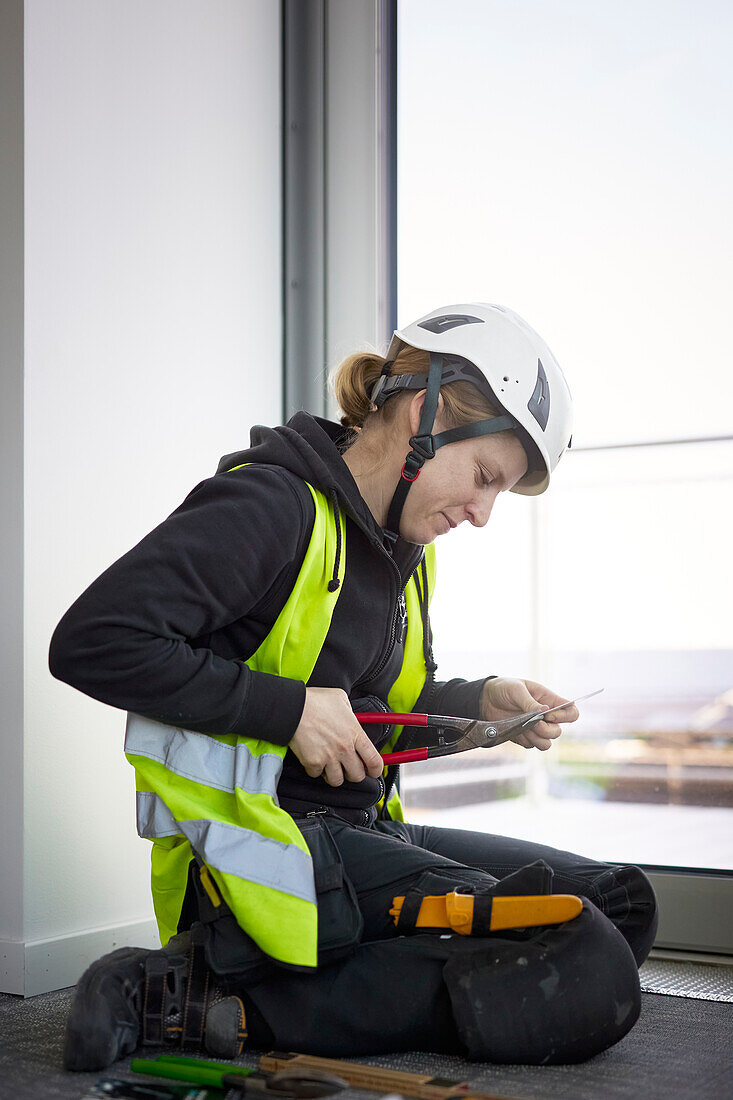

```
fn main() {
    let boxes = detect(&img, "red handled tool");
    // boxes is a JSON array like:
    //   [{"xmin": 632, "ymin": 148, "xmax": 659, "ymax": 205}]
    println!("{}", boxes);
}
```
[{"xmin": 355, "ymin": 689, "xmax": 603, "ymax": 764}]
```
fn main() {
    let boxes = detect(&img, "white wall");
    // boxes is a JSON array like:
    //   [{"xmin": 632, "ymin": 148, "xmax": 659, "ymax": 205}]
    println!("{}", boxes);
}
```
[{"xmin": 2, "ymin": 0, "xmax": 282, "ymax": 996}]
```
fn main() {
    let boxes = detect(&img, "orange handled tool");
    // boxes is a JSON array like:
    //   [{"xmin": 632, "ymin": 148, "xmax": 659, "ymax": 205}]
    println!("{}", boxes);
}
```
[{"xmin": 390, "ymin": 890, "xmax": 583, "ymax": 934}]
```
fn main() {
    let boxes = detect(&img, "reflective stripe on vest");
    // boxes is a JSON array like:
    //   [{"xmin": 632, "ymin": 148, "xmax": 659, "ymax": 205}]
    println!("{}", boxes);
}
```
[
  {"xmin": 135, "ymin": 790, "xmax": 316, "ymax": 896},
  {"xmin": 125, "ymin": 469, "xmax": 434, "ymax": 964}
]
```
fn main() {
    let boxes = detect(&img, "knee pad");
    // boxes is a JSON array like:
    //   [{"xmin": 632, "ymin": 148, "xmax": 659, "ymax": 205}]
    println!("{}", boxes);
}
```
[
  {"xmin": 589, "ymin": 864, "xmax": 659, "ymax": 966},
  {"xmin": 442, "ymin": 900, "xmax": 641, "ymax": 1064}
]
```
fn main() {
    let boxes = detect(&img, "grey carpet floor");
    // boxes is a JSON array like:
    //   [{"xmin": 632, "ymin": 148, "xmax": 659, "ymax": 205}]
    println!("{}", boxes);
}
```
[{"xmin": 1, "ymin": 987, "xmax": 732, "ymax": 1100}]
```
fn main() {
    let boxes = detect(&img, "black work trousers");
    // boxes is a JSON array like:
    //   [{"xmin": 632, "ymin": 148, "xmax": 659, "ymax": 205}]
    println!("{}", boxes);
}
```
[{"xmin": 232, "ymin": 812, "xmax": 658, "ymax": 1065}]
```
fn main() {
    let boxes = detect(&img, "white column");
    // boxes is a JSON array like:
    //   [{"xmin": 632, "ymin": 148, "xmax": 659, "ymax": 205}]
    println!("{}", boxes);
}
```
[{"xmin": 2, "ymin": 0, "xmax": 282, "ymax": 996}]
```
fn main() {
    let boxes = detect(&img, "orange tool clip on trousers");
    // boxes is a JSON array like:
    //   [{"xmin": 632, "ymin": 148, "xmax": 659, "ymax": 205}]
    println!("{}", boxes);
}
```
[{"xmin": 390, "ymin": 891, "xmax": 583, "ymax": 934}]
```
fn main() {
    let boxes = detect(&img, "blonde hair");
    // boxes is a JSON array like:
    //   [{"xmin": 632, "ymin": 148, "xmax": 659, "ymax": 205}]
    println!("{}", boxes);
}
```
[{"xmin": 330, "ymin": 340, "xmax": 504, "ymax": 431}]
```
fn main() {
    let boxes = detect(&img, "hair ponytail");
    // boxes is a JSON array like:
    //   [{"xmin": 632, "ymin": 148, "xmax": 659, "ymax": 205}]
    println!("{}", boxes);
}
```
[{"xmin": 330, "ymin": 346, "xmax": 386, "ymax": 429}]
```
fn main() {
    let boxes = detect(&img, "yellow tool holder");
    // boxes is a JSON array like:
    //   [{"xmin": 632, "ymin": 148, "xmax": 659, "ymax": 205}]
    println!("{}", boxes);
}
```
[{"xmin": 390, "ymin": 890, "xmax": 583, "ymax": 933}]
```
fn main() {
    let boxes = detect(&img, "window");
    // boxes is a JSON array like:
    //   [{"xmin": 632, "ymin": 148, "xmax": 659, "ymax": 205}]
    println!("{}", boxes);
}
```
[{"xmin": 397, "ymin": 1, "xmax": 733, "ymax": 917}]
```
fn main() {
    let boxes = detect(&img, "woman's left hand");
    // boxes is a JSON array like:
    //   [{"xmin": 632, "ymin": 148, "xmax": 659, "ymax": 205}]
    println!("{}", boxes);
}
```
[{"xmin": 480, "ymin": 677, "xmax": 580, "ymax": 751}]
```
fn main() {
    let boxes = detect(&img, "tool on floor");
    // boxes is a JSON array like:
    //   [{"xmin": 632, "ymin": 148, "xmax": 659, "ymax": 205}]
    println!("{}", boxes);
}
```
[
  {"xmin": 259, "ymin": 1053, "xmax": 511, "ymax": 1100},
  {"xmin": 130, "ymin": 1057, "xmax": 347, "ymax": 1098},
  {"xmin": 390, "ymin": 890, "xmax": 583, "ymax": 933},
  {"xmin": 356, "ymin": 688, "xmax": 604, "ymax": 764},
  {"xmin": 159, "ymin": 1058, "xmax": 347, "ymax": 1098},
  {"xmin": 84, "ymin": 1079, "xmax": 220, "ymax": 1099}
]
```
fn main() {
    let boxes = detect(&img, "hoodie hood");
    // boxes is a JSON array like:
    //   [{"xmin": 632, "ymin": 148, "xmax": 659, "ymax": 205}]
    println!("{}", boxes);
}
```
[{"xmin": 217, "ymin": 412, "xmax": 386, "ymax": 545}]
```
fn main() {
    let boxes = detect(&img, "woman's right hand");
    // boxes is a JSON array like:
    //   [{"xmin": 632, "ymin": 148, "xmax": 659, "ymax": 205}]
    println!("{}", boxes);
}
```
[{"xmin": 289, "ymin": 687, "xmax": 385, "ymax": 787}]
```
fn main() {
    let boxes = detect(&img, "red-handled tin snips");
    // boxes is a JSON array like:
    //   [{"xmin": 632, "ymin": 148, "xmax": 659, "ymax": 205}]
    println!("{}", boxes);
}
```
[{"xmin": 355, "ymin": 689, "xmax": 603, "ymax": 764}]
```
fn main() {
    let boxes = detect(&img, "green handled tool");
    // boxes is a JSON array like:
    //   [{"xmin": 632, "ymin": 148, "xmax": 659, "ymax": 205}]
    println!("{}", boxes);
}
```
[
  {"xmin": 131, "ymin": 1061, "xmax": 252, "ymax": 1093},
  {"xmin": 155, "ymin": 1056, "xmax": 255, "ymax": 1075},
  {"xmin": 131, "ymin": 1058, "xmax": 348, "ymax": 1098}
]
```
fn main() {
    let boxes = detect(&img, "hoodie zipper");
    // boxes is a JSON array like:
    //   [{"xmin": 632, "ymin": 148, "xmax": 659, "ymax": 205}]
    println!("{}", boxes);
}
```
[
  {"xmin": 360, "ymin": 545, "xmax": 418, "ymax": 687},
  {"xmin": 323, "ymin": 479, "xmax": 422, "ymax": 691}
]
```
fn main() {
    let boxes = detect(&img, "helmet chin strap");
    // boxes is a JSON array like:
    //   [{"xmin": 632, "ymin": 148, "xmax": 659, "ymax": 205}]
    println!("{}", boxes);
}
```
[{"xmin": 382, "ymin": 351, "xmax": 517, "ymax": 545}]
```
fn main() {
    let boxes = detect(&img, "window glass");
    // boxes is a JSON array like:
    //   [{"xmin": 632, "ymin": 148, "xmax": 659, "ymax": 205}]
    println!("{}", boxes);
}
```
[
  {"xmin": 429, "ymin": 491, "xmax": 532, "ymax": 682},
  {"xmin": 405, "ymin": 444, "xmax": 733, "ymax": 871},
  {"xmin": 397, "ymin": 2, "xmax": 733, "ymax": 871},
  {"xmin": 397, "ymin": 0, "xmax": 733, "ymax": 447}
]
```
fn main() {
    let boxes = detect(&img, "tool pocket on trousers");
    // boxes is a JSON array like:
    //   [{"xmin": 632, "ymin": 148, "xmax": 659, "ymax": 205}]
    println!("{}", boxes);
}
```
[
  {"xmin": 298, "ymin": 815, "xmax": 364, "ymax": 966},
  {"xmin": 182, "ymin": 818, "xmax": 363, "ymax": 984},
  {"xmin": 182, "ymin": 858, "xmax": 276, "ymax": 986}
]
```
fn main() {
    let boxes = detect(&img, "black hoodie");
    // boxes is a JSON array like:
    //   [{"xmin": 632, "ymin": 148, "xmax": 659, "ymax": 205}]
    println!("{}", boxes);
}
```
[{"xmin": 49, "ymin": 413, "xmax": 491, "ymax": 816}]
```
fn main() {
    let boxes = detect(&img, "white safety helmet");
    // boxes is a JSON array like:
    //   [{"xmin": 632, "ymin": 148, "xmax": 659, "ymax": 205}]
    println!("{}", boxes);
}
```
[{"xmin": 371, "ymin": 303, "xmax": 573, "ymax": 541}]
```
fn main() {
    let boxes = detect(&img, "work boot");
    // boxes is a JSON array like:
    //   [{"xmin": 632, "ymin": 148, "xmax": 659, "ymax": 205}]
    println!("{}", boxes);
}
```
[{"xmin": 63, "ymin": 922, "xmax": 248, "ymax": 1071}]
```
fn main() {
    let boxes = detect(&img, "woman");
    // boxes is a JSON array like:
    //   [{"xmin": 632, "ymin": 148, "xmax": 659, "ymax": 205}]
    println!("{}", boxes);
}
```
[{"xmin": 51, "ymin": 303, "xmax": 657, "ymax": 1071}]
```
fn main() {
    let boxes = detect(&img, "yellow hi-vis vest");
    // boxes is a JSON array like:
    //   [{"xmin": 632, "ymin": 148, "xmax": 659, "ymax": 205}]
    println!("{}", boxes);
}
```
[{"xmin": 124, "ymin": 473, "xmax": 436, "ymax": 967}]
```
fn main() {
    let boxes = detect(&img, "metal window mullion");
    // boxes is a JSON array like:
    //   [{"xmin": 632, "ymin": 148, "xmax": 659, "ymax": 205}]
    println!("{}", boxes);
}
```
[
  {"xmin": 282, "ymin": 0, "xmax": 327, "ymax": 421},
  {"xmin": 283, "ymin": 1, "xmax": 397, "ymax": 424},
  {"xmin": 376, "ymin": 0, "xmax": 397, "ymax": 356}
]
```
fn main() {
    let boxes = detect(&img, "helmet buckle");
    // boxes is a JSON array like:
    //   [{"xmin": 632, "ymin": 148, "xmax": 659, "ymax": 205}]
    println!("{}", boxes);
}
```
[{"xmin": 408, "ymin": 434, "xmax": 435, "ymax": 462}]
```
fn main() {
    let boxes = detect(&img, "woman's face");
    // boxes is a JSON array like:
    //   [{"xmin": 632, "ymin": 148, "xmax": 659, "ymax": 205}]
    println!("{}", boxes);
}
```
[{"xmin": 398, "ymin": 429, "xmax": 529, "ymax": 545}]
